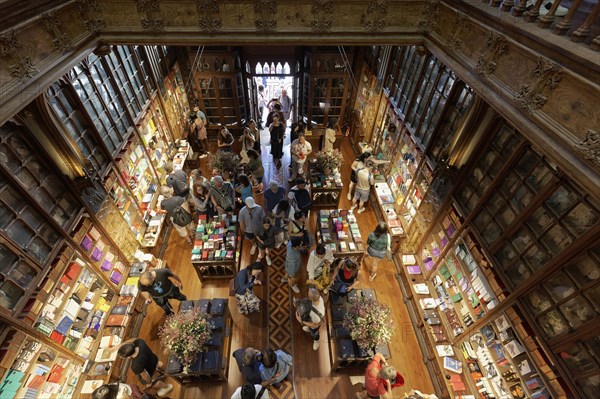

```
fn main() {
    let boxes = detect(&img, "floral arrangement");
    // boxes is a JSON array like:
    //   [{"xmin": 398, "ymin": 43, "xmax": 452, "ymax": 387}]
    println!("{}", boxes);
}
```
[
  {"xmin": 158, "ymin": 307, "xmax": 213, "ymax": 368},
  {"xmin": 315, "ymin": 149, "xmax": 343, "ymax": 174},
  {"xmin": 209, "ymin": 150, "xmax": 240, "ymax": 176},
  {"xmin": 343, "ymin": 296, "xmax": 395, "ymax": 351}
]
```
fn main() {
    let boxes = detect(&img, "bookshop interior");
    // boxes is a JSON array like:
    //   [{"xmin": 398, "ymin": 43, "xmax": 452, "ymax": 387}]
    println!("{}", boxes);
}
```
[{"xmin": 0, "ymin": 1, "xmax": 598, "ymax": 399}]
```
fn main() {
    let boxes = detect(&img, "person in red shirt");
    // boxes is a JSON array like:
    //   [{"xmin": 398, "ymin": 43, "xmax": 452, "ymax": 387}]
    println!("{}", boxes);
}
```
[{"xmin": 356, "ymin": 353, "xmax": 396, "ymax": 399}]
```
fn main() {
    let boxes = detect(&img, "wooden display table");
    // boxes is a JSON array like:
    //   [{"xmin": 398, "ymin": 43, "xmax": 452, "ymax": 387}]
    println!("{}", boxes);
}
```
[
  {"xmin": 315, "ymin": 210, "xmax": 364, "ymax": 263},
  {"xmin": 165, "ymin": 298, "xmax": 232, "ymax": 383},
  {"xmin": 326, "ymin": 289, "xmax": 391, "ymax": 371},
  {"xmin": 191, "ymin": 215, "xmax": 240, "ymax": 281},
  {"xmin": 308, "ymin": 160, "xmax": 343, "ymax": 209}
]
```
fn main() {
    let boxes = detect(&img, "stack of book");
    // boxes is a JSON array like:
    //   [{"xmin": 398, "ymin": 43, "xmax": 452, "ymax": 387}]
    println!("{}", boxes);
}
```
[
  {"xmin": 318, "ymin": 210, "xmax": 363, "ymax": 254},
  {"xmin": 192, "ymin": 215, "xmax": 237, "ymax": 262}
]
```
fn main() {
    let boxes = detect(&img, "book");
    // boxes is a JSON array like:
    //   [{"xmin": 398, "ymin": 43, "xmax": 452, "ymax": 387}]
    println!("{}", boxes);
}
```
[
  {"xmin": 401, "ymin": 254, "xmax": 417, "ymax": 265},
  {"xmin": 407, "ymin": 265, "xmax": 422, "ymax": 274},
  {"xmin": 504, "ymin": 340, "xmax": 525, "ymax": 358},
  {"xmin": 413, "ymin": 283, "xmax": 429, "ymax": 294},
  {"xmin": 443, "ymin": 357, "xmax": 463, "ymax": 373},
  {"xmin": 436, "ymin": 344, "xmax": 454, "ymax": 357},
  {"xmin": 420, "ymin": 298, "xmax": 437, "ymax": 309},
  {"xmin": 509, "ymin": 383, "xmax": 526, "ymax": 399}
]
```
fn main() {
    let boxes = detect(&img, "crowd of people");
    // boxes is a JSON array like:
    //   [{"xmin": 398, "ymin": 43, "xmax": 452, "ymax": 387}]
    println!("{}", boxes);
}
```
[{"xmin": 89, "ymin": 88, "xmax": 437, "ymax": 399}]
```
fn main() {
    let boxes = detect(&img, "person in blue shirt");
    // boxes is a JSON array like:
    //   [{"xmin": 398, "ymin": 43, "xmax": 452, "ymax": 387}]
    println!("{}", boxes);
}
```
[
  {"xmin": 264, "ymin": 181, "xmax": 286, "ymax": 213},
  {"xmin": 234, "ymin": 262, "xmax": 263, "ymax": 315},
  {"xmin": 283, "ymin": 237, "xmax": 303, "ymax": 294},
  {"xmin": 259, "ymin": 348, "xmax": 293, "ymax": 388},
  {"xmin": 236, "ymin": 174, "xmax": 254, "ymax": 206}
]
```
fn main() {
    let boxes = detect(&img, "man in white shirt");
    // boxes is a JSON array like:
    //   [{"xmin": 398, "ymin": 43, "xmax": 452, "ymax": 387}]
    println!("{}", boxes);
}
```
[
  {"xmin": 231, "ymin": 383, "xmax": 270, "ymax": 399},
  {"xmin": 307, "ymin": 244, "xmax": 334, "ymax": 282},
  {"xmin": 295, "ymin": 286, "xmax": 325, "ymax": 351},
  {"xmin": 288, "ymin": 134, "xmax": 312, "ymax": 182},
  {"xmin": 351, "ymin": 162, "xmax": 374, "ymax": 214}
]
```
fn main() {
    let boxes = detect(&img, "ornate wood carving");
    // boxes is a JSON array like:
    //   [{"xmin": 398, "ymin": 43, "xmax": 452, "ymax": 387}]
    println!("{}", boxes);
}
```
[
  {"xmin": 514, "ymin": 57, "xmax": 563, "ymax": 113},
  {"xmin": 445, "ymin": 11, "xmax": 469, "ymax": 51},
  {"xmin": 196, "ymin": 0, "xmax": 222, "ymax": 31},
  {"xmin": 310, "ymin": 0, "xmax": 333, "ymax": 33},
  {"xmin": 41, "ymin": 12, "xmax": 72, "ymax": 54},
  {"xmin": 362, "ymin": 0, "xmax": 389, "ymax": 32},
  {"xmin": 78, "ymin": 0, "xmax": 106, "ymax": 33},
  {"xmin": 0, "ymin": 31, "xmax": 38, "ymax": 82},
  {"xmin": 135, "ymin": 0, "xmax": 164, "ymax": 32},
  {"xmin": 418, "ymin": 0, "xmax": 440, "ymax": 33},
  {"xmin": 573, "ymin": 130, "xmax": 600, "ymax": 169},
  {"xmin": 255, "ymin": 0, "xmax": 277, "ymax": 32},
  {"xmin": 476, "ymin": 32, "xmax": 507, "ymax": 75}
]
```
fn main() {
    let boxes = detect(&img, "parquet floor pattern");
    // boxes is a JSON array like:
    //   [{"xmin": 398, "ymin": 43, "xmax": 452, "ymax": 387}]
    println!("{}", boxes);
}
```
[{"xmin": 265, "ymin": 245, "xmax": 296, "ymax": 399}]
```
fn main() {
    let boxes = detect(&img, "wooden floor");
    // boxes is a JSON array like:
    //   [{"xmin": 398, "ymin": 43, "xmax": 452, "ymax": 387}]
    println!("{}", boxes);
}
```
[{"xmin": 128, "ymin": 128, "xmax": 435, "ymax": 398}]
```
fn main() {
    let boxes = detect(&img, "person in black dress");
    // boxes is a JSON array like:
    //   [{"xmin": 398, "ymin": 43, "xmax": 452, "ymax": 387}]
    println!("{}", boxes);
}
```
[{"xmin": 269, "ymin": 114, "xmax": 285, "ymax": 169}]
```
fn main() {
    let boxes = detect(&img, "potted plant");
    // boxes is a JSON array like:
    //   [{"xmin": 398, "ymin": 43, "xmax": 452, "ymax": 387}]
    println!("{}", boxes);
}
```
[
  {"xmin": 315, "ymin": 149, "xmax": 343, "ymax": 175},
  {"xmin": 209, "ymin": 151, "xmax": 240, "ymax": 180},
  {"xmin": 343, "ymin": 296, "xmax": 395, "ymax": 352},
  {"xmin": 158, "ymin": 307, "xmax": 213, "ymax": 371}
]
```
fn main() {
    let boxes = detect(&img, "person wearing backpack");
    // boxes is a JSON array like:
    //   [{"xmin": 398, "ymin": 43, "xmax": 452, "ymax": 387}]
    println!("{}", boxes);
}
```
[
  {"xmin": 159, "ymin": 185, "xmax": 195, "ymax": 246},
  {"xmin": 164, "ymin": 161, "xmax": 189, "ymax": 197},
  {"xmin": 295, "ymin": 286, "xmax": 325, "ymax": 350}
]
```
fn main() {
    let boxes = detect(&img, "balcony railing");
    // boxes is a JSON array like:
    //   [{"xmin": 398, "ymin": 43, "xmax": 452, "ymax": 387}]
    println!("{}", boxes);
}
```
[{"xmin": 465, "ymin": 0, "xmax": 600, "ymax": 50}]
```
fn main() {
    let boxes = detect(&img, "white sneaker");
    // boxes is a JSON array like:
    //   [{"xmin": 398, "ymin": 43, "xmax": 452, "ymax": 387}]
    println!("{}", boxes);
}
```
[
  {"xmin": 313, "ymin": 340, "xmax": 320, "ymax": 350},
  {"xmin": 541, "ymin": 0, "xmax": 568, "ymax": 17},
  {"xmin": 250, "ymin": 244, "xmax": 257, "ymax": 255},
  {"xmin": 302, "ymin": 326, "xmax": 310, "ymax": 332},
  {"xmin": 266, "ymin": 256, "xmax": 272, "ymax": 265},
  {"xmin": 280, "ymin": 276, "xmax": 288, "ymax": 283},
  {"xmin": 291, "ymin": 285, "xmax": 300, "ymax": 294},
  {"xmin": 347, "ymin": 193, "xmax": 352, "ymax": 200},
  {"xmin": 357, "ymin": 207, "xmax": 366, "ymax": 214},
  {"xmin": 199, "ymin": 153, "xmax": 208, "ymax": 159},
  {"xmin": 350, "ymin": 204, "xmax": 357, "ymax": 210},
  {"xmin": 157, "ymin": 384, "xmax": 173, "ymax": 397}
]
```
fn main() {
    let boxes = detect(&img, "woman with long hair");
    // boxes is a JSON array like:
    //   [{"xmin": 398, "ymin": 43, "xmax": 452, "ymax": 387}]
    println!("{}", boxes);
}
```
[{"xmin": 365, "ymin": 222, "xmax": 391, "ymax": 281}]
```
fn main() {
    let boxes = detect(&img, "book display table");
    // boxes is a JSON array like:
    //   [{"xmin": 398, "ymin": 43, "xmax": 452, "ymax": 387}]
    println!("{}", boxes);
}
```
[
  {"xmin": 326, "ymin": 289, "xmax": 391, "ymax": 371},
  {"xmin": 308, "ymin": 160, "xmax": 343, "ymax": 209},
  {"xmin": 315, "ymin": 210, "xmax": 364, "ymax": 263},
  {"xmin": 191, "ymin": 215, "xmax": 240, "ymax": 281},
  {"xmin": 165, "ymin": 298, "xmax": 232, "ymax": 383}
]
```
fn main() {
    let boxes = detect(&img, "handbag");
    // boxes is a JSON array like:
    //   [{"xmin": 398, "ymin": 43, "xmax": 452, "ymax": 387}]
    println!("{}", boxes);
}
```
[
  {"xmin": 228, "ymin": 278, "xmax": 236, "ymax": 296},
  {"xmin": 386, "ymin": 233, "xmax": 393, "ymax": 261}
]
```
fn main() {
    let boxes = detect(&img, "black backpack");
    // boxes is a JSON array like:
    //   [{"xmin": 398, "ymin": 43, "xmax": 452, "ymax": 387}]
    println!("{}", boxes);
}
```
[{"xmin": 172, "ymin": 205, "xmax": 193, "ymax": 227}]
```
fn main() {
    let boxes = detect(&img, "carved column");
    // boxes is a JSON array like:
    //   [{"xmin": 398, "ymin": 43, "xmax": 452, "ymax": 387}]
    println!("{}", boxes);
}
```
[
  {"xmin": 514, "ymin": 57, "xmax": 562, "ymax": 113},
  {"xmin": 78, "ymin": 0, "xmax": 107, "ymax": 34},
  {"xmin": 362, "ymin": 0, "xmax": 390, "ymax": 32},
  {"xmin": 196, "ymin": 0, "xmax": 222, "ymax": 31},
  {"xmin": 311, "ymin": 0, "xmax": 333, "ymax": 33},
  {"xmin": 255, "ymin": 0, "xmax": 277, "ymax": 32},
  {"xmin": 135, "ymin": 0, "xmax": 164, "ymax": 32},
  {"xmin": 476, "ymin": 32, "xmax": 507, "ymax": 76},
  {"xmin": 41, "ymin": 12, "xmax": 72, "ymax": 54},
  {"xmin": 0, "ymin": 31, "xmax": 38, "ymax": 82},
  {"xmin": 445, "ymin": 11, "xmax": 469, "ymax": 51}
]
